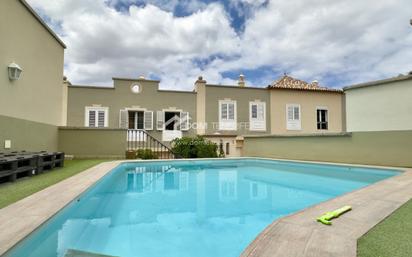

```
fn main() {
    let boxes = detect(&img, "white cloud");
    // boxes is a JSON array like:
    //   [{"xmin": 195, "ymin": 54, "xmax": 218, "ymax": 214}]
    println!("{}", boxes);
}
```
[
  {"xmin": 28, "ymin": 0, "xmax": 412, "ymax": 89},
  {"xmin": 28, "ymin": 0, "xmax": 239, "ymax": 89},
  {"xmin": 233, "ymin": 0, "xmax": 412, "ymax": 86}
]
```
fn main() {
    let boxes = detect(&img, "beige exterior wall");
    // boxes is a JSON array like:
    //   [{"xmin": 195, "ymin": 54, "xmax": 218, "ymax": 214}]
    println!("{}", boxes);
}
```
[
  {"xmin": 345, "ymin": 78, "xmax": 412, "ymax": 132},
  {"xmin": 66, "ymin": 79, "xmax": 345, "ymax": 154},
  {"xmin": 0, "ymin": 0, "xmax": 66, "ymax": 126},
  {"xmin": 270, "ymin": 89, "xmax": 344, "ymax": 134},
  {"xmin": 66, "ymin": 78, "xmax": 197, "ymax": 141},
  {"xmin": 0, "ymin": 115, "xmax": 58, "ymax": 152},
  {"xmin": 243, "ymin": 131, "xmax": 412, "ymax": 167},
  {"xmin": 204, "ymin": 85, "xmax": 271, "ymax": 135},
  {"xmin": 58, "ymin": 128, "xmax": 126, "ymax": 158}
]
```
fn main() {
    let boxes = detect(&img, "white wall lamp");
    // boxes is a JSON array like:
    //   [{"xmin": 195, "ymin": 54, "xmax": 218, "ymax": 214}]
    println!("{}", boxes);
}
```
[{"xmin": 8, "ymin": 62, "xmax": 23, "ymax": 81}]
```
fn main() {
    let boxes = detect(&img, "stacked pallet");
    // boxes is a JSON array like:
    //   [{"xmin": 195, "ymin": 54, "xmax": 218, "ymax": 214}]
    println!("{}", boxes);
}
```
[{"xmin": 0, "ymin": 151, "xmax": 65, "ymax": 182}]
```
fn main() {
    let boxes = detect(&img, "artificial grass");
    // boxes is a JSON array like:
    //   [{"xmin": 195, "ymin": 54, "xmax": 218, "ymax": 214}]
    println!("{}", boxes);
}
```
[
  {"xmin": 0, "ymin": 159, "xmax": 108, "ymax": 209},
  {"xmin": 358, "ymin": 199, "xmax": 412, "ymax": 257}
]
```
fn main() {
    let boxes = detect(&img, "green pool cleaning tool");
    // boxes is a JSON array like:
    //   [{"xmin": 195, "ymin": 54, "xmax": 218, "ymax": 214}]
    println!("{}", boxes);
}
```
[{"xmin": 317, "ymin": 205, "xmax": 352, "ymax": 225}]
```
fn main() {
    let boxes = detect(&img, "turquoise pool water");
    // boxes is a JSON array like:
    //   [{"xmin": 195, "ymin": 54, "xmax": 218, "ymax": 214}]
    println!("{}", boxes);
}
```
[{"xmin": 4, "ymin": 159, "xmax": 399, "ymax": 257}]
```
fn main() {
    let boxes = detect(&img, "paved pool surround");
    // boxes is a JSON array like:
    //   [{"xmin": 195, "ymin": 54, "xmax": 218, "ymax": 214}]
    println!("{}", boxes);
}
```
[{"xmin": 0, "ymin": 158, "xmax": 411, "ymax": 257}]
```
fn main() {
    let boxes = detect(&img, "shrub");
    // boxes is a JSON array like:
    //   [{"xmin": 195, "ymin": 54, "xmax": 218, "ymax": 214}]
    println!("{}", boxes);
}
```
[
  {"xmin": 171, "ymin": 136, "xmax": 218, "ymax": 158},
  {"xmin": 136, "ymin": 149, "xmax": 158, "ymax": 159}
]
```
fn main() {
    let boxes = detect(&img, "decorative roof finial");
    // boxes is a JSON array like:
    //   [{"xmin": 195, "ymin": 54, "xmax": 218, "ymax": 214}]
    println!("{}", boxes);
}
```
[{"xmin": 238, "ymin": 74, "xmax": 246, "ymax": 87}]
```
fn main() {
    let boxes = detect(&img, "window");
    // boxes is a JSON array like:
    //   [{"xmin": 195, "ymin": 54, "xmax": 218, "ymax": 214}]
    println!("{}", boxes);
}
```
[
  {"xmin": 165, "ymin": 111, "xmax": 181, "ymax": 131},
  {"xmin": 286, "ymin": 104, "xmax": 301, "ymax": 130},
  {"xmin": 85, "ymin": 107, "xmax": 108, "ymax": 127},
  {"xmin": 249, "ymin": 101, "xmax": 266, "ymax": 131},
  {"xmin": 128, "ymin": 111, "xmax": 144, "ymax": 129},
  {"xmin": 219, "ymin": 100, "xmax": 237, "ymax": 130},
  {"xmin": 317, "ymin": 108, "xmax": 328, "ymax": 130},
  {"xmin": 221, "ymin": 102, "xmax": 235, "ymax": 120},
  {"xmin": 226, "ymin": 142, "xmax": 230, "ymax": 155},
  {"xmin": 119, "ymin": 109, "xmax": 153, "ymax": 130},
  {"xmin": 156, "ymin": 111, "xmax": 189, "ymax": 131}
]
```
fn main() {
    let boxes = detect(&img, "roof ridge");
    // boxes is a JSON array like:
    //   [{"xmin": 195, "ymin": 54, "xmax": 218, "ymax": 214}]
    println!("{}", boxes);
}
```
[{"xmin": 268, "ymin": 75, "xmax": 342, "ymax": 92}]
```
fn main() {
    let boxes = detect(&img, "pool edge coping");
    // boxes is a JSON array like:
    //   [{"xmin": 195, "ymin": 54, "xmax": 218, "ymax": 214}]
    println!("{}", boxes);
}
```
[
  {"xmin": 0, "ymin": 161, "xmax": 124, "ymax": 256},
  {"xmin": 0, "ymin": 158, "xmax": 410, "ymax": 257},
  {"xmin": 239, "ymin": 160, "xmax": 412, "ymax": 257}
]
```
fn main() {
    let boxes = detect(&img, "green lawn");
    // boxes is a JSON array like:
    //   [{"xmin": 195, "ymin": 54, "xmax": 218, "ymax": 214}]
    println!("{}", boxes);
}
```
[
  {"xmin": 358, "ymin": 199, "xmax": 412, "ymax": 257},
  {"xmin": 0, "ymin": 159, "xmax": 108, "ymax": 209}
]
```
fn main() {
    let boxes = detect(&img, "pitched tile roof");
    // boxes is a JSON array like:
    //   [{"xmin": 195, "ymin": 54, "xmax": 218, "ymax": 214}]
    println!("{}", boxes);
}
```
[{"xmin": 268, "ymin": 75, "xmax": 342, "ymax": 92}]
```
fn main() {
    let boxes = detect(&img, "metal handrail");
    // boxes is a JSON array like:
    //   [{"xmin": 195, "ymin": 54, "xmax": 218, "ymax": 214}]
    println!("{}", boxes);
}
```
[{"xmin": 127, "ymin": 129, "xmax": 179, "ymax": 159}]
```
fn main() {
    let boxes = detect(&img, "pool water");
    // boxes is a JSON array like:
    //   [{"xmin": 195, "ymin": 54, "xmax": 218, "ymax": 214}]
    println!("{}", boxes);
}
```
[{"xmin": 4, "ymin": 159, "xmax": 399, "ymax": 257}]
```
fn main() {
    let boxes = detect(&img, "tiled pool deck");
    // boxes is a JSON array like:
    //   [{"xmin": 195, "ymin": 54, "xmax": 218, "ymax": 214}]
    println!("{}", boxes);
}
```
[{"xmin": 0, "ymin": 159, "xmax": 411, "ymax": 257}]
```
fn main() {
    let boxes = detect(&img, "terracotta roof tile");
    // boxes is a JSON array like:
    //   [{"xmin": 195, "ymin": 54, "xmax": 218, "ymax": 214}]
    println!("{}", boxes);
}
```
[{"xmin": 268, "ymin": 75, "xmax": 342, "ymax": 92}]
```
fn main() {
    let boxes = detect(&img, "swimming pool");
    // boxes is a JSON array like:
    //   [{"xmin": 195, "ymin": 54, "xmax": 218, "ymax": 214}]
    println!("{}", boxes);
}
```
[{"xmin": 3, "ymin": 158, "xmax": 400, "ymax": 257}]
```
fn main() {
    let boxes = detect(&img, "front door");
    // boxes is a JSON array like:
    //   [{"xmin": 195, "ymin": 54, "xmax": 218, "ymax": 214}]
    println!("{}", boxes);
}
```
[{"xmin": 162, "ymin": 111, "xmax": 182, "ymax": 141}]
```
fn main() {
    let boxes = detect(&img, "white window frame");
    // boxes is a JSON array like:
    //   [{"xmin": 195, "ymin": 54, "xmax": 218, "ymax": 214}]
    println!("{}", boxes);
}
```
[
  {"xmin": 316, "ymin": 106, "xmax": 329, "ymax": 131},
  {"xmin": 120, "ymin": 107, "xmax": 153, "ymax": 130},
  {"xmin": 286, "ymin": 104, "xmax": 301, "ymax": 131},
  {"xmin": 219, "ymin": 100, "xmax": 237, "ymax": 131},
  {"xmin": 131, "ymin": 111, "xmax": 145, "ymax": 130},
  {"xmin": 85, "ymin": 106, "xmax": 108, "ymax": 128},
  {"xmin": 249, "ymin": 101, "xmax": 266, "ymax": 131}
]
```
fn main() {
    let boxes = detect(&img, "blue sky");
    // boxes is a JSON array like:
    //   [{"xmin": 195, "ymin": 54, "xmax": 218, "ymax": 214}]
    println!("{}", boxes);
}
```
[
  {"xmin": 28, "ymin": 0, "xmax": 412, "ymax": 90},
  {"xmin": 110, "ymin": 0, "xmax": 268, "ymax": 32}
]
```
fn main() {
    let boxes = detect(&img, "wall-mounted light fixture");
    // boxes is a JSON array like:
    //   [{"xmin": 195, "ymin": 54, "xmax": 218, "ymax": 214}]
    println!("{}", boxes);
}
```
[{"xmin": 8, "ymin": 62, "xmax": 23, "ymax": 81}]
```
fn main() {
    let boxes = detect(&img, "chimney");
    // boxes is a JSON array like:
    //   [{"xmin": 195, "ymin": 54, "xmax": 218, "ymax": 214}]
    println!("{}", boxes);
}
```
[
  {"xmin": 194, "ymin": 76, "xmax": 206, "ymax": 92},
  {"xmin": 238, "ymin": 74, "xmax": 245, "ymax": 87}
]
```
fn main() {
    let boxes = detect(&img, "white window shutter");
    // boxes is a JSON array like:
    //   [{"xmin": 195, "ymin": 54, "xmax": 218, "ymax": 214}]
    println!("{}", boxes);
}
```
[
  {"xmin": 144, "ymin": 111, "xmax": 153, "ymax": 130},
  {"xmin": 119, "ymin": 109, "xmax": 128, "ymax": 129},
  {"xmin": 180, "ymin": 112, "xmax": 189, "ymax": 131},
  {"xmin": 157, "ymin": 111, "xmax": 164, "ymax": 130}
]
